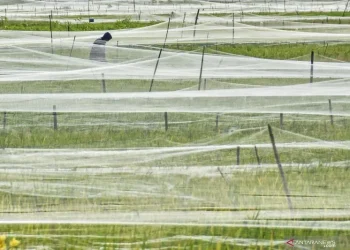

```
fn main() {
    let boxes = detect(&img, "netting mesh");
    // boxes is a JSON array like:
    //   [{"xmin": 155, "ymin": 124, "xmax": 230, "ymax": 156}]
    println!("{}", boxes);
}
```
[{"xmin": 0, "ymin": 0, "xmax": 349, "ymax": 240}]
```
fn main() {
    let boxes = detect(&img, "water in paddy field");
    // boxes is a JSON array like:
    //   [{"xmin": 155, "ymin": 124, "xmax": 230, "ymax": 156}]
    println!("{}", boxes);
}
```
[{"xmin": 0, "ymin": 0, "xmax": 350, "ymax": 249}]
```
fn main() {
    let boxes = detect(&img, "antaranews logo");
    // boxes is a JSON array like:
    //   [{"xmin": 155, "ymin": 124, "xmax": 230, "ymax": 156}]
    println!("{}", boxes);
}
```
[
  {"xmin": 285, "ymin": 238, "xmax": 337, "ymax": 248},
  {"xmin": 286, "ymin": 238, "xmax": 294, "ymax": 247}
]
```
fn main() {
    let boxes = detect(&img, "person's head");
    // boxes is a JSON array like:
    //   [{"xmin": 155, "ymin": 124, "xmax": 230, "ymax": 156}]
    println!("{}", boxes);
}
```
[{"xmin": 101, "ymin": 32, "xmax": 112, "ymax": 41}]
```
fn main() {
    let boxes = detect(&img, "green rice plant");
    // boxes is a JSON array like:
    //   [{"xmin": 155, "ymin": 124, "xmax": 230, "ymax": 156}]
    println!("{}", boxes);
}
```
[{"xmin": 0, "ymin": 19, "xmax": 160, "ymax": 31}]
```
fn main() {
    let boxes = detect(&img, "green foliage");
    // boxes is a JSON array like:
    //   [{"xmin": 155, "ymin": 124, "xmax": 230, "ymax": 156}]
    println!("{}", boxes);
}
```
[
  {"xmin": 257, "ymin": 11, "xmax": 350, "ymax": 17},
  {"xmin": 0, "ymin": 219, "xmax": 348, "ymax": 249},
  {"xmin": 1, "ymin": 111, "xmax": 350, "ymax": 166},
  {"xmin": 0, "ymin": 19, "xmax": 160, "ymax": 31},
  {"xmin": 165, "ymin": 42, "xmax": 350, "ymax": 61},
  {"xmin": 205, "ymin": 11, "xmax": 350, "ymax": 17}
]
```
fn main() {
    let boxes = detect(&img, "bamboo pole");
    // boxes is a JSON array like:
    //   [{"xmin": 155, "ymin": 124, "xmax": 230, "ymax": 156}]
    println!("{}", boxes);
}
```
[
  {"xmin": 198, "ymin": 46, "xmax": 205, "ymax": 90},
  {"xmin": 268, "ymin": 124, "xmax": 293, "ymax": 211},
  {"xmin": 149, "ymin": 49, "xmax": 163, "ymax": 92}
]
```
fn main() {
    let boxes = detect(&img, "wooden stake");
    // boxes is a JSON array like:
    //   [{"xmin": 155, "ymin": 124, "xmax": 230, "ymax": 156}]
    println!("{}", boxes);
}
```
[
  {"xmin": 343, "ymin": 0, "xmax": 350, "ymax": 16},
  {"xmin": 53, "ymin": 105, "xmax": 58, "ymax": 130},
  {"xmin": 236, "ymin": 146, "xmax": 240, "ymax": 165},
  {"xmin": 162, "ymin": 18, "xmax": 171, "ymax": 49},
  {"xmin": 215, "ymin": 113, "xmax": 219, "ymax": 132},
  {"xmin": 232, "ymin": 13, "xmax": 235, "ymax": 44},
  {"xmin": 310, "ymin": 50, "xmax": 314, "ymax": 83},
  {"xmin": 164, "ymin": 112, "xmax": 168, "ymax": 131},
  {"xmin": 49, "ymin": 10, "xmax": 53, "ymax": 54},
  {"xmin": 268, "ymin": 124, "xmax": 293, "ymax": 211},
  {"xmin": 193, "ymin": 9, "xmax": 200, "ymax": 38},
  {"xmin": 181, "ymin": 12, "xmax": 186, "ymax": 38},
  {"xmin": 101, "ymin": 73, "xmax": 106, "ymax": 93},
  {"xmin": 149, "ymin": 49, "xmax": 163, "ymax": 92},
  {"xmin": 66, "ymin": 35, "xmax": 76, "ymax": 70},
  {"xmin": 67, "ymin": 22, "xmax": 70, "ymax": 35},
  {"xmin": 69, "ymin": 36, "xmax": 76, "ymax": 57},
  {"xmin": 280, "ymin": 113, "xmax": 284, "ymax": 129},
  {"xmin": 198, "ymin": 46, "xmax": 205, "ymax": 91},
  {"xmin": 254, "ymin": 145, "xmax": 261, "ymax": 166},
  {"xmin": 329, "ymin": 99, "xmax": 334, "ymax": 125},
  {"xmin": 3, "ymin": 112, "xmax": 6, "ymax": 130}
]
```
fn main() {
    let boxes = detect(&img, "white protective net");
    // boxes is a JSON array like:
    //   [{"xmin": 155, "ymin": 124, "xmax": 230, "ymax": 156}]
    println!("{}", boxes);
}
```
[{"xmin": 0, "ymin": 0, "xmax": 349, "ymax": 235}]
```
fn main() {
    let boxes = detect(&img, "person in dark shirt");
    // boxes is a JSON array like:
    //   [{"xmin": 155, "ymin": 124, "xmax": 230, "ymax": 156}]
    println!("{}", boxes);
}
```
[{"xmin": 89, "ymin": 32, "xmax": 112, "ymax": 62}]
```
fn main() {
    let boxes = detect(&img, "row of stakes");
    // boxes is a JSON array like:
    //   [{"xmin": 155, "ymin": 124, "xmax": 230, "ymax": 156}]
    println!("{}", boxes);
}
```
[
  {"xmin": 107, "ymin": 49, "xmax": 316, "ymax": 93},
  {"xmin": 0, "ymin": 49, "xmax": 333, "ymax": 211},
  {"xmin": 2, "ymin": 98, "xmax": 335, "ymax": 132},
  {"xmin": 1, "ymin": 49, "xmax": 330, "ymax": 130},
  {"xmin": 2, "ymin": 46, "xmax": 332, "ymax": 213},
  {"xmin": 1, "ymin": 108, "xmax": 295, "ymax": 211}
]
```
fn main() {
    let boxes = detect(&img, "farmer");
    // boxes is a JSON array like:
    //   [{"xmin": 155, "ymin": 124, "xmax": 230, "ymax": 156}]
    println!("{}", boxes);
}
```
[{"xmin": 89, "ymin": 32, "xmax": 112, "ymax": 62}]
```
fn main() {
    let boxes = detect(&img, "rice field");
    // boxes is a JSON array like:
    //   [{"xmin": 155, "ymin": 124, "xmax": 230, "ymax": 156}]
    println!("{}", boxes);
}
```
[{"xmin": 0, "ymin": 0, "xmax": 350, "ymax": 249}]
